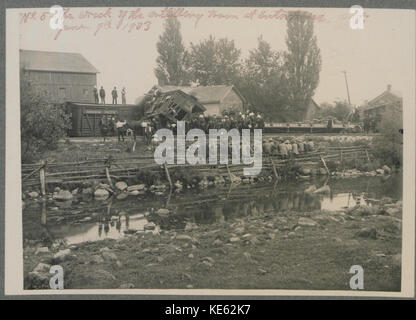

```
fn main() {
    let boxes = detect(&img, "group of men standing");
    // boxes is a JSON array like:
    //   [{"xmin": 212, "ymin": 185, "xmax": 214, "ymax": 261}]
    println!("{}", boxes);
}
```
[
  {"xmin": 263, "ymin": 138, "xmax": 315, "ymax": 159},
  {"xmin": 93, "ymin": 86, "xmax": 127, "ymax": 105}
]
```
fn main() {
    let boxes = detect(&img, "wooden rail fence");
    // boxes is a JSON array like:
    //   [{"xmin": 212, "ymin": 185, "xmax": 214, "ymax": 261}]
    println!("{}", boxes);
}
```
[{"xmin": 21, "ymin": 146, "xmax": 373, "ymax": 190}]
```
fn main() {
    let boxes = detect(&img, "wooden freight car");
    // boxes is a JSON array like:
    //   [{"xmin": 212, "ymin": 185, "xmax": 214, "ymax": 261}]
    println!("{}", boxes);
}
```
[{"xmin": 66, "ymin": 102, "xmax": 145, "ymax": 137}]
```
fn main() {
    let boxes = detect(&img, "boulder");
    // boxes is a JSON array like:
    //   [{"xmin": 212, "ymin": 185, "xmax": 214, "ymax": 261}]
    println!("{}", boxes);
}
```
[
  {"xmin": 319, "ymin": 168, "xmax": 328, "ymax": 175},
  {"xmin": 127, "ymin": 184, "xmax": 146, "ymax": 192},
  {"xmin": 376, "ymin": 169, "xmax": 384, "ymax": 175},
  {"xmin": 144, "ymin": 222, "xmax": 156, "ymax": 231},
  {"xmin": 35, "ymin": 247, "xmax": 49, "ymax": 255},
  {"xmin": 128, "ymin": 190, "xmax": 140, "ymax": 196},
  {"xmin": 213, "ymin": 239, "xmax": 223, "ymax": 246},
  {"xmin": 385, "ymin": 207, "xmax": 401, "ymax": 216},
  {"xmin": 53, "ymin": 249, "xmax": 72, "ymax": 263},
  {"xmin": 101, "ymin": 250, "xmax": 118, "ymax": 262},
  {"xmin": 354, "ymin": 205, "xmax": 379, "ymax": 216},
  {"xmin": 382, "ymin": 165, "xmax": 392, "ymax": 175},
  {"xmin": 82, "ymin": 187, "xmax": 93, "ymax": 195},
  {"xmin": 90, "ymin": 255, "xmax": 104, "ymax": 264},
  {"xmin": 355, "ymin": 227, "xmax": 377, "ymax": 239},
  {"xmin": 94, "ymin": 188, "xmax": 110, "ymax": 200},
  {"xmin": 116, "ymin": 193, "xmax": 128, "ymax": 200},
  {"xmin": 115, "ymin": 181, "xmax": 128, "ymax": 191},
  {"xmin": 298, "ymin": 217, "xmax": 317, "ymax": 227},
  {"xmin": 175, "ymin": 235, "xmax": 193, "ymax": 242},
  {"xmin": 304, "ymin": 185, "xmax": 317, "ymax": 193},
  {"xmin": 28, "ymin": 191, "xmax": 39, "ymax": 198},
  {"xmin": 300, "ymin": 167, "xmax": 311, "ymax": 175},
  {"xmin": 156, "ymin": 208, "xmax": 170, "ymax": 216},
  {"xmin": 33, "ymin": 263, "xmax": 51, "ymax": 274},
  {"xmin": 313, "ymin": 185, "xmax": 330, "ymax": 194}
]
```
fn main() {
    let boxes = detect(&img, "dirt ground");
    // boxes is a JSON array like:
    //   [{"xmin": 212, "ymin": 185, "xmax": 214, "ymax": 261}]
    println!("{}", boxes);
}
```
[{"xmin": 24, "ymin": 202, "xmax": 402, "ymax": 291}]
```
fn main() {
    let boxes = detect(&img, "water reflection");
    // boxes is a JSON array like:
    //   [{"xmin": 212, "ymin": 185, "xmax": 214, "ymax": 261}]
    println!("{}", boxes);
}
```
[{"xmin": 23, "ymin": 175, "xmax": 402, "ymax": 245}]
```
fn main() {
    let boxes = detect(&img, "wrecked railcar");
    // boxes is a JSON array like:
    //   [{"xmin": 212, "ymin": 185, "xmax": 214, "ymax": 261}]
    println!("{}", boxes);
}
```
[{"xmin": 142, "ymin": 89, "xmax": 206, "ymax": 127}]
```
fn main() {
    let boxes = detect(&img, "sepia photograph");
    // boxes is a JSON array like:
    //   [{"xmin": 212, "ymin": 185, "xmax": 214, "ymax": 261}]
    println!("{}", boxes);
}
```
[{"xmin": 3, "ymin": 3, "xmax": 415, "ymax": 297}]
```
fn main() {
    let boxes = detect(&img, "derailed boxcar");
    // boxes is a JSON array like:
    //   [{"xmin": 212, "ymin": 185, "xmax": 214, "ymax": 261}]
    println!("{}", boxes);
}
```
[
  {"xmin": 66, "ymin": 102, "xmax": 145, "ymax": 137},
  {"xmin": 144, "ymin": 89, "xmax": 206, "ymax": 126}
]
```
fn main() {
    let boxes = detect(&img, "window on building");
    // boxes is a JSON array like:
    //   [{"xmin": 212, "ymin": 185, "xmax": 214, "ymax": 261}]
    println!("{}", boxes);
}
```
[{"xmin": 59, "ymin": 88, "xmax": 66, "ymax": 99}]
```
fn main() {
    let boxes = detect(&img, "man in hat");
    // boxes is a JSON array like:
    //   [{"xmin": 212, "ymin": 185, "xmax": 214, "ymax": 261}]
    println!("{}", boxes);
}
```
[
  {"xmin": 298, "ymin": 139, "xmax": 305, "ymax": 154},
  {"xmin": 279, "ymin": 140, "xmax": 288, "ymax": 159},
  {"xmin": 99, "ymin": 113, "xmax": 110, "ymax": 142},
  {"xmin": 112, "ymin": 87, "xmax": 118, "ymax": 105},
  {"xmin": 285, "ymin": 140, "xmax": 292, "ymax": 156},
  {"xmin": 292, "ymin": 140, "xmax": 299, "ymax": 156},
  {"xmin": 99, "ymin": 86, "xmax": 106, "ymax": 104},
  {"xmin": 121, "ymin": 87, "xmax": 127, "ymax": 104},
  {"xmin": 93, "ymin": 85, "xmax": 99, "ymax": 104}
]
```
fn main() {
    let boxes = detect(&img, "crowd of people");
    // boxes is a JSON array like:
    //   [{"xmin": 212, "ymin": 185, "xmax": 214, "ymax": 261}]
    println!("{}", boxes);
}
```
[
  {"xmin": 189, "ymin": 110, "xmax": 265, "ymax": 132},
  {"xmin": 93, "ymin": 86, "xmax": 127, "ymax": 105},
  {"xmin": 263, "ymin": 137, "xmax": 316, "ymax": 158}
]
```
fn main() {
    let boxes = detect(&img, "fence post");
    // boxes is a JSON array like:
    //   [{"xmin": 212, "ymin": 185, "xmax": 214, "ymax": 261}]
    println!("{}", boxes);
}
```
[
  {"xmin": 105, "ymin": 156, "xmax": 114, "ymax": 188},
  {"xmin": 39, "ymin": 160, "xmax": 46, "ymax": 195},
  {"xmin": 320, "ymin": 156, "xmax": 330, "ymax": 175},
  {"xmin": 164, "ymin": 164, "xmax": 173, "ymax": 189},
  {"xmin": 365, "ymin": 149, "xmax": 370, "ymax": 162},
  {"xmin": 226, "ymin": 163, "xmax": 232, "ymax": 182},
  {"xmin": 270, "ymin": 157, "xmax": 279, "ymax": 180}
]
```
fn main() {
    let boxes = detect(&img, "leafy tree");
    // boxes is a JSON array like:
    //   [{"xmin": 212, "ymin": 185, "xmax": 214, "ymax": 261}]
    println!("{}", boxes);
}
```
[
  {"xmin": 189, "ymin": 36, "xmax": 217, "ymax": 86},
  {"xmin": 372, "ymin": 107, "xmax": 403, "ymax": 167},
  {"xmin": 189, "ymin": 36, "xmax": 241, "ymax": 85},
  {"xmin": 20, "ymin": 75, "xmax": 71, "ymax": 162},
  {"xmin": 316, "ymin": 100, "xmax": 352, "ymax": 121},
  {"xmin": 237, "ymin": 37, "xmax": 287, "ymax": 120},
  {"xmin": 154, "ymin": 17, "xmax": 190, "ymax": 86},
  {"xmin": 283, "ymin": 11, "xmax": 322, "ymax": 120}
]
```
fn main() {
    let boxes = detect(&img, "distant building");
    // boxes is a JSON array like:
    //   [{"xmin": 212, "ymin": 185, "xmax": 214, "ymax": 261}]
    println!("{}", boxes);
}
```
[
  {"xmin": 304, "ymin": 99, "xmax": 321, "ymax": 121},
  {"xmin": 155, "ymin": 85, "xmax": 246, "ymax": 116},
  {"xmin": 361, "ymin": 84, "xmax": 403, "ymax": 120},
  {"xmin": 20, "ymin": 49, "xmax": 99, "ymax": 104}
]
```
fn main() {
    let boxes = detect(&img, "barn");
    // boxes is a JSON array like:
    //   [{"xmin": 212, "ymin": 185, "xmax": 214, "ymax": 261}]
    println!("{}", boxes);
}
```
[
  {"xmin": 157, "ymin": 85, "xmax": 246, "ymax": 116},
  {"xmin": 20, "ymin": 49, "xmax": 99, "ymax": 104}
]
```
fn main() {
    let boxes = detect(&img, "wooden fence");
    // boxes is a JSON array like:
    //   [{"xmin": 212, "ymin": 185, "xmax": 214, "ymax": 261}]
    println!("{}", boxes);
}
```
[{"xmin": 21, "ymin": 146, "xmax": 373, "ymax": 193}]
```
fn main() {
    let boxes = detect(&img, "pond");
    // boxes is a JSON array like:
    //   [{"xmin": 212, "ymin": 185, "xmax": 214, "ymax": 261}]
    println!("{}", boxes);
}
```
[{"xmin": 23, "ymin": 174, "xmax": 402, "ymax": 246}]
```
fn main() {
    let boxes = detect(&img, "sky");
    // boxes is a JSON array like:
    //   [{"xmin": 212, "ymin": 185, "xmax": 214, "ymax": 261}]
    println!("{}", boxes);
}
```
[{"xmin": 16, "ymin": 6, "xmax": 415, "ymax": 106}]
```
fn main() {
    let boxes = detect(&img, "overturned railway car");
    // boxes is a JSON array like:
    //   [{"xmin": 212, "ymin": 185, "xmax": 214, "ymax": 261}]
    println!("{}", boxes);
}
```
[{"xmin": 66, "ymin": 102, "xmax": 145, "ymax": 137}]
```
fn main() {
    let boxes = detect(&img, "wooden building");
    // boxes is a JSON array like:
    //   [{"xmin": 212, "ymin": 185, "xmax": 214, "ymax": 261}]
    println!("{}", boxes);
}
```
[
  {"xmin": 361, "ymin": 84, "xmax": 403, "ymax": 121},
  {"xmin": 20, "ymin": 50, "xmax": 99, "ymax": 104},
  {"xmin": 304, "ymin": 99, "xmax": 321, "ymax": 121},
  {"xmin": 158, "ymin": 85, "xmax": 246, "ymax": 116},
  {"xmin": 66, "ymin": 102, "xmax": 144, "ymax": 137}
]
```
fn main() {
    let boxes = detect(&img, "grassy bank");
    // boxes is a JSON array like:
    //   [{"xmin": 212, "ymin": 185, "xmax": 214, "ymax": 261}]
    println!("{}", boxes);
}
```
[{"xmin": 24, "ymin": 199, "xmax": 402, "ymax": 291}]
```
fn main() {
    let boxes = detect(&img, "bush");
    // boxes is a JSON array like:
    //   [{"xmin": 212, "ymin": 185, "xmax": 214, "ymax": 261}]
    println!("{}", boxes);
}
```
[
  {"xmin": 20, "ymin": 76, "xmax": 71, "ymax": 162},
  {"xmin": 136, "ymin": 168, "xmax": 162, "ymax": 186},
  {"xmin": 281, "ymin": 158, "xmax": 301, "ymax": 179},
  {"xmin": 325, "ymin": 159, "xmax": 341, "ymax": 172},
  {"xmin": 371, "ymin": 108, "xmax": 403, "ymax": 168},
  {"xmin": 170, "ymin": 168, "xmax": 202, "ymax": 187}
]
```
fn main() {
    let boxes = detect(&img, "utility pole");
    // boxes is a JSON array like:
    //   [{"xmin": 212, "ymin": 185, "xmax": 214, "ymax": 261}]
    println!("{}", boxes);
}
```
[{"xmin": 341, "ymin": 70, "xmax": 351, "ymax": 106}]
